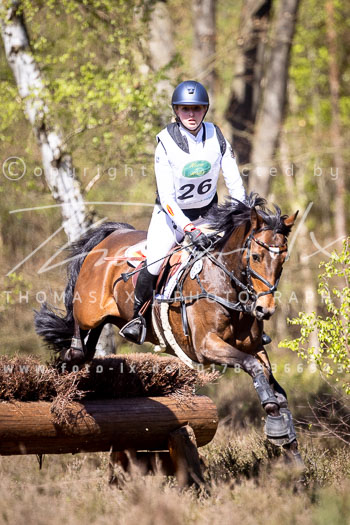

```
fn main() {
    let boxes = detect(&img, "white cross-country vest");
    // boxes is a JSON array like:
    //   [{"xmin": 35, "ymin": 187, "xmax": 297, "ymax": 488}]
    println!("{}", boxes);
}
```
[{"xmin": 156, "ymin": 122, "xmax": 225, "ymax": 209}]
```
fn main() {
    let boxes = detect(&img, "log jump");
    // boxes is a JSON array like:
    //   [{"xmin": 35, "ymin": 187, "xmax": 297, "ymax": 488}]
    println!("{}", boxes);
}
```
[
  {"xmin": 0, "ymin": 396, "xmax": 217, "ymax": 456},
  {"xmin": 0, "ymin": 354, "xmax": 219, "ymax": 486}
]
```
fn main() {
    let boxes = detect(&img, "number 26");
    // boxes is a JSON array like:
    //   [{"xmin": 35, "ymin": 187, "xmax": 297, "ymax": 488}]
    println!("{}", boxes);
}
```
[{"xmin": 178, "ymin": 179, "xmax": 212, "ymax": 200}]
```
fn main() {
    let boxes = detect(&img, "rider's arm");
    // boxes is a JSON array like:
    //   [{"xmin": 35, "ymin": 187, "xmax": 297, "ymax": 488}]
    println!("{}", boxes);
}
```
[
  {"xmin": 221, "ymin": 139, "xmax": 246, "ymax": 203},
  {"xmin": 154, "ymin": 141, "xmax": 192, "ymax": 231}
]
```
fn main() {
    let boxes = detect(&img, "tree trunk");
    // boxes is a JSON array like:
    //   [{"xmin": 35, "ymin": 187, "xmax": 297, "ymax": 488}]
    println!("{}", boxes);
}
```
[
  {"xmin": 226, "ymin": 0, "xmax": 272, "ymax": 165},
  {"xmin": 192, "ymin": 0, "xmax": 216, "ymax": 105},
  {"xmin": 248, "ymin": 0, "xmax": 300, "ymax": 197},
  {"xmin": 0, "ymin": 1, "xmax": 88, "ymax": 243},
  {"xmin": 0, "ymin": 1, "xmax": 115, "ymax": 354},
  {"xmin": 279, "ymin": 134, "xmax": 318, "ymax": 349},
  {"xmin": 325, "ymin": 0, "xmax": 346, "ymax": 240},
  {"xmin": 148, "ymin": 0, "xmax": 175, "ymax": 98}
]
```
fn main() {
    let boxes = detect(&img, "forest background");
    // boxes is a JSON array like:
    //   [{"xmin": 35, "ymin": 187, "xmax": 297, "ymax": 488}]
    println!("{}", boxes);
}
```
[{"xmin": 0, "ymin": 1, "xmax": 349, "ymax": 524}]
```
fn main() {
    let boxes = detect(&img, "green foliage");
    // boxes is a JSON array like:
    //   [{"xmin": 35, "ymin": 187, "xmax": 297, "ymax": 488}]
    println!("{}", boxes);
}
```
[
  {"xmin": 1, "ymin": 0, "xmax": 166, "ymax": 164},
  {"xmin": 280, "ymin": 238, "xmax": 350, "ymax": 394},
  {"xmin": 0, "ymin": 273, "xmax": 32, "ymax": 312},
  {"xmin": 289, "ymin": 0, "xmax": 350, "ymax": 129},
  {"xmin": 278, "ymin": 0, "xmax": 350, "ymax": 233}
]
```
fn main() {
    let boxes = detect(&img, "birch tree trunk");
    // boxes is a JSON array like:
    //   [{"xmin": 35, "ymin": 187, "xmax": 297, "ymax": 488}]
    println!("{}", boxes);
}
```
[
  {"xmin": 325, "ymin": 0, "xmax": 346, "ymax": 240},
  {"xmin": 225, "ymin": 0, "xmax": 272, "ymax": 165},
  {"xmin": 248, "ymin": 0, "xmax": 300, "ymax": 197},
  {"xmin": 192, "ymin": 0, "xmax": 216, "ymax": 105},
  {"xmin": 0, "ymin": 1, "xmax": 115, "ymax": 355},
  {"xmin": 0, "ymin": 1, "xmax": 88, "ymax": 242}
]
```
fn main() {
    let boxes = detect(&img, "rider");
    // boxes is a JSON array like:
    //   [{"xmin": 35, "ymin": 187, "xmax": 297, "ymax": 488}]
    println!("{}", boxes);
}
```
[{"xmin": 121, "ymin": 80, "xmax": 247, "ymax": 344}]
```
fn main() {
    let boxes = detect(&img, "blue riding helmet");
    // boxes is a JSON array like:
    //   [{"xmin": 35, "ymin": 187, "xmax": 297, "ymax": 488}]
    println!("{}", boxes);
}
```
[
  {"xmin": 171, "ymin": 81, "xmax": 209, "ymax": 107},
  {"xmin": 172, "ymin": 81, "xmax": 209, "ymax": 132}
]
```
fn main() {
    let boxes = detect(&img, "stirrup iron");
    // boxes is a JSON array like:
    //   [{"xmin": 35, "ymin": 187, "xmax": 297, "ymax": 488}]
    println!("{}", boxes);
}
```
[{"xmin": 119, "ymin": 315, "xmax": 147, "ymax": 345}]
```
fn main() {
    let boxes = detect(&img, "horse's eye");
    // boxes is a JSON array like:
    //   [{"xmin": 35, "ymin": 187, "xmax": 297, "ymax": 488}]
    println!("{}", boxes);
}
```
[{"xmin": 252, "ymin": 253, "xmax": 260, "ymax": 262}]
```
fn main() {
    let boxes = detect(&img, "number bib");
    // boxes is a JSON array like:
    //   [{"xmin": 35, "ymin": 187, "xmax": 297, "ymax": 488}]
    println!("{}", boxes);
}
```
[{"xmin": 156, "ymin": 123, "xmax": 222, "ymax": 209}]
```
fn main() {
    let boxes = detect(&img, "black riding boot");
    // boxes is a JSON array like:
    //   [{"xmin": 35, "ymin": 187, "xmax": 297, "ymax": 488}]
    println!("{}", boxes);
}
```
[{"xmin": 119, "ymin": 266, "xmax": 157, "ymax": 344}]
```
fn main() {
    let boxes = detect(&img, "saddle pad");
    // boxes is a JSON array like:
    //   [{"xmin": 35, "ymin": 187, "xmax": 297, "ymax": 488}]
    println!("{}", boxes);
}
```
[
  {"xmin": 156, "ymin": 257, "xmax": 188, "ymax": 300},
  {"xmin": 124, "ymin": 241, "xmax": 147, "ymax": 267}
]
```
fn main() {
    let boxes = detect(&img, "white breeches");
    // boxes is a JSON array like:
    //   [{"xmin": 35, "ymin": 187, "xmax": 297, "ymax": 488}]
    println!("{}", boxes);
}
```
[{"xmin": 146, "ymin": 205, "xmax": 184, "ymax": 275}]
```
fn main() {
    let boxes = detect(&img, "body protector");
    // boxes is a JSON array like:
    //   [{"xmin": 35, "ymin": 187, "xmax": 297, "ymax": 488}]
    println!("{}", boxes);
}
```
[{"xmin": 156, "ymin": 122, "xmax": 223, "ymax": 212}]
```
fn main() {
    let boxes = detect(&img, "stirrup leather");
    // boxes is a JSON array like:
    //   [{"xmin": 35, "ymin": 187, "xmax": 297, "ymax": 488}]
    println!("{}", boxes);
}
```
[{"xmin": 119, "ymin": 315, "xmax": 147, "ymax": 345}]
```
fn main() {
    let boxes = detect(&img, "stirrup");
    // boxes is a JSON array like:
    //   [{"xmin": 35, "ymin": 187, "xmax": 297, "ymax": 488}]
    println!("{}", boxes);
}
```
[{"xmin": 119, "ymin": 315, "xmax": 147, "ymax": 345}]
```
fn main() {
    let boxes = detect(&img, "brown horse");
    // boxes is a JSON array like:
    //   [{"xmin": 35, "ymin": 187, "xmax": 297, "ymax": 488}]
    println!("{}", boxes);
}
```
[{"xmin": 35, "ymin": 194, "xmax": 301, "ymax": 458}]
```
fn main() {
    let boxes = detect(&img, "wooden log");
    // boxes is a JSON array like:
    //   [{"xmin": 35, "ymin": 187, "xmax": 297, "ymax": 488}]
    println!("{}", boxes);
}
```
[{"xmin": 0, "ymin": 396, "xmax": 218, "ymax": 456}]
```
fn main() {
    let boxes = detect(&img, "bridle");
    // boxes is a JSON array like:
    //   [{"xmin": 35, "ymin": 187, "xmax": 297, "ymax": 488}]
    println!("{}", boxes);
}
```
[
  {"xmin": 242, "ymin": 227, "xmax": 288, "ymax": 300},
  {"xmin": 182, "ymin": 226, "xmax": 288, "ymax": 316}
]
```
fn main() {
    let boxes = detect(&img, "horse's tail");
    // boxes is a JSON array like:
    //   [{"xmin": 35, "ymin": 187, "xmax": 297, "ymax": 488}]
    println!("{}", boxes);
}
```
[{"xmin": 34, "ymin": 221, "xmax": 134, "ymax": 351}]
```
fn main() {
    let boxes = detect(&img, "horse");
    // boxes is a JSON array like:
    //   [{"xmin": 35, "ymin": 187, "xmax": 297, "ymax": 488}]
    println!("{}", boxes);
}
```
[{"xmin": 35, "ymin": 194, "xmax": 301, "ymax": 460}]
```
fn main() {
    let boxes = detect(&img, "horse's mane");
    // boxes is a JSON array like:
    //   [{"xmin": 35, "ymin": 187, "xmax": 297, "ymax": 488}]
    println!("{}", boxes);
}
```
[{"xmin": 206, "ymin": 192, "xmax": 292, "ymax": 246}]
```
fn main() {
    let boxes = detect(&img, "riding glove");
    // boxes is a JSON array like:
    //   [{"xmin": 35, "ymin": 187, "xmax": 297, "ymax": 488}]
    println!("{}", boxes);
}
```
[{"xmin": 183, "ymin": 223, "xmax": 211, "ymax": 249}]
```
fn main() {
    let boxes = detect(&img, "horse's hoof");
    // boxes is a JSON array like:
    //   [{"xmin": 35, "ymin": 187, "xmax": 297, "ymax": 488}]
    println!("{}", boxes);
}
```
[
  {"xmin": 283, "ymin": 440, "xmax": 305, "ymax": 468},
  {"xmin": 61, "ymin": 348, "xmax": 85, "ymax": 365}
]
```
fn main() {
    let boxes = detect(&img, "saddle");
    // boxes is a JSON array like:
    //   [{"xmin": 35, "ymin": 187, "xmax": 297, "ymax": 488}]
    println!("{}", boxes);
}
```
[
  {"xmin": 105, "ymin": 238, "xmax": 192, "ymax": 293},
  {"xmin": 131, "ymin": 243, "xmax": 190, "ymax": 296}
]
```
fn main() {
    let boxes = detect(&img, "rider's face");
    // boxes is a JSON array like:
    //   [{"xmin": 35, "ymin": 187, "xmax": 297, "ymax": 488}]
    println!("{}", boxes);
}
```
[{"xmin": 174, "ymin": 105, "xmax": 207, "ymax": 134}]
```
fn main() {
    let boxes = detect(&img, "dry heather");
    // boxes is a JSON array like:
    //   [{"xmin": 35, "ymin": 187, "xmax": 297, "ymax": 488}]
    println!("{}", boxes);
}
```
[
  {"xmin": 0, "ymin": 354, "xmax": 216, "ymax": 401},
  {"xmin": 0, "ymin": 355, "xmax": 349, "ymax": 523},
  {"xmin": 0, "ymin": 428, "xmax": 349, "ymax": 525}
]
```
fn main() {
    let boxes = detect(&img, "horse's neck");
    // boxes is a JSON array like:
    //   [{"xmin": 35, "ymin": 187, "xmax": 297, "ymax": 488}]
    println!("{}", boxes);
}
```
[{"xmin": 218, "ymin": 223, "xmax": 248, "ymax": 275}]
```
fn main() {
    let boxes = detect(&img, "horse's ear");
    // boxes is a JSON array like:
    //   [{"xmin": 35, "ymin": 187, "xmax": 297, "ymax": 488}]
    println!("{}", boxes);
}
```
[
  {"xmin": 250, "ymin": 208, "xmax": 264, "ymax": 230},
  {"xmin": 284, "ymin": 210, "xmax": 299, "ymax": 228}
]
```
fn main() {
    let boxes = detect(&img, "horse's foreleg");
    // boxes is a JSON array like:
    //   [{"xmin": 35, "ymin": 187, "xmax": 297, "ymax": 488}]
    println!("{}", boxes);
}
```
[
  {"xmin": 202, "ymin": 333, "xmax": 280, "ymax": 406},
  {"xmin": 257, "ymin": 349, "xmax": 303, "ymax": 465},
  {"xmin": 202, "ymin": 334, "xmax": 302, "ymax": 463}
]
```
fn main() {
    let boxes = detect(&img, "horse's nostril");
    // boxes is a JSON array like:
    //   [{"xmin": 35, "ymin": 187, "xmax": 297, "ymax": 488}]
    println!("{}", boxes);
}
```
[{"xmin": 255, "ymin": 305, "xmax": 275, "ymax": 319}]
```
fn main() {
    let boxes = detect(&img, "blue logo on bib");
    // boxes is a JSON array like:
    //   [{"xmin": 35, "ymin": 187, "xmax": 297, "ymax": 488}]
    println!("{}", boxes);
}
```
[{"xmin": 182, "ymin": 160, "xmax": 211, "ymax": 178}]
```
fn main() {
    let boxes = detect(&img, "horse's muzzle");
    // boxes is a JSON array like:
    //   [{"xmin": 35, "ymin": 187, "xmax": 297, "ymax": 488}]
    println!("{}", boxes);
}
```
[{"xmin": 253, "ymin": 305, "xmax": 275, "ymax": 321}]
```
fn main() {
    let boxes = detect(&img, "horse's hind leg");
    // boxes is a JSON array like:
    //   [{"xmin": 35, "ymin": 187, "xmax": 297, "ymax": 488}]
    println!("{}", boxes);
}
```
[
  {"xmin": 60, "ymin": 321, "xmax": 87, "ymax": 364},
  {"xmin": 61, "ymin": 322, "xmax": 105, "ymax": 365},
  {"xmin": 84, "ymin": 323, "xmax": 105, "ymax": 361}
]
